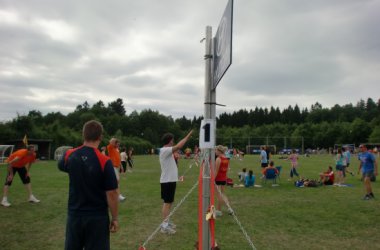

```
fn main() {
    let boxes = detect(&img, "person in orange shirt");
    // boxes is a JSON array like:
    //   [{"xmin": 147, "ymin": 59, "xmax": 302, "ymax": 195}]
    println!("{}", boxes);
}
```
[
  {"xmin": 107, "ymin": 138, "xmax": 125, "ymax": 201},
  {"xmin": 1, "ymin": 145, "xmax": 40, "ymax": 207}
]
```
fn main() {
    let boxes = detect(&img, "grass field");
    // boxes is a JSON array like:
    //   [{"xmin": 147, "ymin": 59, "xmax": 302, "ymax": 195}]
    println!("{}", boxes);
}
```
[{"xmin": 0, "ymin": 154, "xmax": 379, "ymax": 250}]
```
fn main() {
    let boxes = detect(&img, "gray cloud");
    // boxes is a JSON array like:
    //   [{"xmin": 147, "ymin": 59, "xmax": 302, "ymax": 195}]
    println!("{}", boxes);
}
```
[{"xmin": 0, "ymin": 0, "xmax": 379, "ymax": 122}]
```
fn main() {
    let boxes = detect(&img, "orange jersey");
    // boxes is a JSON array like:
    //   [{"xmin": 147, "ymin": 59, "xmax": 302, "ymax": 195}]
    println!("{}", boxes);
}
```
[
  {"xmin": 107, "ymin": 145, "xmax": 121, "ymax": 168},
  {"xmin": 7, "ymin": 149, "xmax": 36, "ymax": 168}
]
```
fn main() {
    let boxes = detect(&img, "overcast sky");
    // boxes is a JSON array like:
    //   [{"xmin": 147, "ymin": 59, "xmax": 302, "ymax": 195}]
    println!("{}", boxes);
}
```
[{"xmin": 0, "ymin": 0, "xmax": 379, "ymax": 122}]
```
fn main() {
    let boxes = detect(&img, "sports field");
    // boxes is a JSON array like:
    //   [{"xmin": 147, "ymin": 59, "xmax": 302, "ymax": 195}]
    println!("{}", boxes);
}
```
[{"xmin": 0, "ymin": 154, "xmax": 379, "ymax": 250}]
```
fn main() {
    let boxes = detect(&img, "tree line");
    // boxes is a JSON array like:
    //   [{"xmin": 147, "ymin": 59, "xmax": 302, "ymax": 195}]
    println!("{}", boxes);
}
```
[{"xmin": 0, "ymin": 97, "xmax": 379, "ymax": 154}]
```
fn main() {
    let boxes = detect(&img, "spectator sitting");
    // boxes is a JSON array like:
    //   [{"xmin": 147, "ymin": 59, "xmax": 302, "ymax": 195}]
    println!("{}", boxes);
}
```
[
  {"xmin": 262, "ymin": 161, "xmax": 279, "ymax": 176},
  {"xmin": 319, "ymin": 166, "xmax": 335, "ymax": 186},
  {"xmin": 245, "ymin": 170, "xmax": 255, "ymax": 187},
  {"xmin": 238, "ymin": 168, "xmax": 247, "ymax": 182}
]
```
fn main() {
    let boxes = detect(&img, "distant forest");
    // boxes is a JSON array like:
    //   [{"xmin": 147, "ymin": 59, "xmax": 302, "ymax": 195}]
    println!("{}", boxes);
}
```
[{"xmin": 0, "ymin": 97, "xmax": 379, "ymax": 154}]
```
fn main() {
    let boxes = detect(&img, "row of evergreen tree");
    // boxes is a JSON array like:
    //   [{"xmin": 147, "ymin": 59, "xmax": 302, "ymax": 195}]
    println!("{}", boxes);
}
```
[{"xmin": 0, "ymin": 97, "xmax": 379, "ymax": 154}]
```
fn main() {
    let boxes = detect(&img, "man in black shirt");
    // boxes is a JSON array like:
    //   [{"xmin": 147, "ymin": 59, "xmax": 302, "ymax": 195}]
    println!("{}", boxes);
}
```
[{"xmin": 58, "ymin": 120, "xmax": 119, "ymax": 250}]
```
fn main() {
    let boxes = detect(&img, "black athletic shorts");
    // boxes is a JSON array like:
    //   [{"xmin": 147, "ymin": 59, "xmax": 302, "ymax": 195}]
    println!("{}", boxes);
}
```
[
  {"xmin": 120, "ymin": 161, "xmax": 127, "ymax": 172},
  {"xmin": 65, "ymin": 214, "xmax": 110, "ymax": 250},
  {"xmin": 161, "ymin": 182, "xmax": 176, "ymax": 203},
  {"xmin": 324, "ymin": 180, "xmax": 334, "ymax": 185},
  {"xmin": 215, "ymin": 180, "xmax": 227, "ymax": 186},
  {"xmin": 5, "ymin": 167, "xmax": 30, "ymax": 186}
]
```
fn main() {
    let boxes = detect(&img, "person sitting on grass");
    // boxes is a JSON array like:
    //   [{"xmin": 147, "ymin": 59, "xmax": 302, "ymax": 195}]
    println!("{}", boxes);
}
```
[
  {"xmin": 244, "ymin": 170, "xmax": 255, "ymax": 187},
  {"xmin": 319, "ymin": 166, "xmax": 335, "ymax": 186},
  {"xmin": 238, "ymin": 168, "xmax": 247, "ymax": 182}
]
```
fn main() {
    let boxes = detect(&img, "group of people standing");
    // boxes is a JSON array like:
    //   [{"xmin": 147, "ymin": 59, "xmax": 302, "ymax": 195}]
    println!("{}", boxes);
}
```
[
  {"xmin": 1, "ymin": 120, "xmax": 137, "ymax": 249},
  {"xmin": 100, "ymin": 138, "xmax": 134, "ymax": 202},
  {"xmin": 56, "ymin": 120, "xmax": 139, "ymax": 249},
  {"xmin": 334, "ymin": 146, "xmax": 354, "ymax": 185},
  {"xmin": 2, "ymin": 121, "xmax": 378, "ymax": 249}
]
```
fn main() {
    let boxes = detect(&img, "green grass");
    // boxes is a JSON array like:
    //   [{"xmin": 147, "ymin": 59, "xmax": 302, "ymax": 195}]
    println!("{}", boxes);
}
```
[{"xmin": 0, "ymin": 154, "xmax": 379, "ymax": 250}]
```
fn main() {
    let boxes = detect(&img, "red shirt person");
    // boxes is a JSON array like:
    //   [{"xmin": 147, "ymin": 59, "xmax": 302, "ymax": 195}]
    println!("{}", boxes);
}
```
[
  {"xmin": 1, "ymin": 145, "xmax": 40, "ymax": 207},
  {"xmin": 215, "ymin": 145, "xmax": 233, "ymax": 216},
  {"xmin": 319, "ymin": 166, "xmax": 335, "ymax": 185}
]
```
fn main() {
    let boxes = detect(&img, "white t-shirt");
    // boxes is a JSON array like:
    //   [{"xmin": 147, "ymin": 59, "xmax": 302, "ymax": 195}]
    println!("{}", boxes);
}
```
[
  {"xmin": 120, "ymin": 151, "xmax": 127, "ymax": 162},
  {"xmin": 159, "ymin": 147, "xmax": 178, "ymax": 183}
]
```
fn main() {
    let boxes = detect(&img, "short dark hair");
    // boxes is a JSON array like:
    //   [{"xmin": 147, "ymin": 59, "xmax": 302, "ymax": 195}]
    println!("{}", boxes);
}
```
[
  {"xmin": 162, "ymin": 133, "xmax": 174, "ymax": 145},
  {"xmin": 83, "ymin": 120, "xmax": 103, "ymax": 142},
  {"xmin": 248, "ymin": 170, "xmax": 253, "ymax": 177}
]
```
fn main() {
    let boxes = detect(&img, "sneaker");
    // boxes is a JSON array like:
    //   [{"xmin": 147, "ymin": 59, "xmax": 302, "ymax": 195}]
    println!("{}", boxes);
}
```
[
  {"xmin": 369, "ymin": 193, "xmax": 375, "ymax": 199},
  {"xmin": 119, "ymin": 194, "xmax": 126, "ymax": 202},
  {"xmin": 160, "ymin": 226, "xmax": 176, "ymax": 234},
  {"xmin": 1, "ymin": 199, "xmax": 11, "ymax": 207},
  {"xmin": 168, "ymin": 222, "xmax": 176, "ymax": 229},
  {"xmin": 363, "ymin": 194, "xmax": 371, "ymax": 200},
  {"xmin": 215, "ymin": 210, "xmax": 223, "ymax": 217},
  {"xmin": 227, "ymin": 208, "xmax": 234, "ymax": 215},
  {"xmin": 29, "ymin": 195, "xmax": 40, "ymax": 203}
]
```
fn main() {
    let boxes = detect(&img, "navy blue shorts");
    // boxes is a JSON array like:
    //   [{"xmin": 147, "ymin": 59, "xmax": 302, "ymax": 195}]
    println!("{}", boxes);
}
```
[
  {"xmin": 336, "ymin": 165, "xmax": 344, "ymax": 171},
  {"xmin": 363, "ymin": 171, "xmax": 374, "ymax": 179},
  {"xmin": 65, "ymin": 214, "xmax": 110, "ymax": 250},
  {"xmin": 161, "ymin": 182, "xmax": 176, "ymax": 203},
  {"xmin": 261, "ymin": 163, "xmax": 268, "ymax": 168}
]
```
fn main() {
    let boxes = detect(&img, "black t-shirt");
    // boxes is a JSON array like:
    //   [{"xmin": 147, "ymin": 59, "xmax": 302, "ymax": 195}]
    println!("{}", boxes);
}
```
[{"xmin": 58, "ymin": 145, "xmax": 117, "ymax": 216}]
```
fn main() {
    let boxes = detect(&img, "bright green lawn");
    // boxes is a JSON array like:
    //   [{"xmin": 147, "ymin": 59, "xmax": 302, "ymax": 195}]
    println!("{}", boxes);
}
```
[{"xmin": 0, "ymin": 154, "xmax": 379, "ymax": 250}]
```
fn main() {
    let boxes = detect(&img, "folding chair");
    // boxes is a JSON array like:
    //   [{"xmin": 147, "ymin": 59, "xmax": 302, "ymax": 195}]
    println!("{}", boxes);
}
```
[
  {"xmin": 262, "ymin": 168, "xmax": 278, "ymax": 185},
  {"xmin": 275, "ymin": 166, "xmax": 282, "ymax": 180}
]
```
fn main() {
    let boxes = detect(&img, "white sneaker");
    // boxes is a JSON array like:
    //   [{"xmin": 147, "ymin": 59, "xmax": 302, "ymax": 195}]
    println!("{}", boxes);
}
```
[
  {"xmin": 1, "ymin": 199, "xmax": 11, "ymax": 207},
  {"xmin": 160, "ymin": 226, "xmax": 176, "ymax": 234},
  {"xmin": 29, "ymin": 195, "xmax": 40, "ymax": 203},
  {"xmin": 119, "ymin": 194, "xmax": 126, "ymax": 202},
  {"xmin": 227, "ymin": 208, "xmax": 234, "ymax": 215}
]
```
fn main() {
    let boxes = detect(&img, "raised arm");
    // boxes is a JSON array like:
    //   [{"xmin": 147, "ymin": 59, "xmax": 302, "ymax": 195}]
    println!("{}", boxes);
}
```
[{"xmin": 172, "ymin": 130, "xmax": 193, "ymax": 153}]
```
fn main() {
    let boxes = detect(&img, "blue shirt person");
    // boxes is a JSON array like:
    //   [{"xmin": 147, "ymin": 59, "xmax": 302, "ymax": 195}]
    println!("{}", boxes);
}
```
[{"xmin": 358, "ymin": 144, "xmax": 378, "ymax": 200}]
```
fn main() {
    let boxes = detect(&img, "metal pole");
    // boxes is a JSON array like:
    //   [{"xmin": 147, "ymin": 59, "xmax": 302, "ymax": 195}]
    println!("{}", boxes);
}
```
[{"xmin": 202, "ymin": 25, "xmax": 213, "ymax": 250}]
